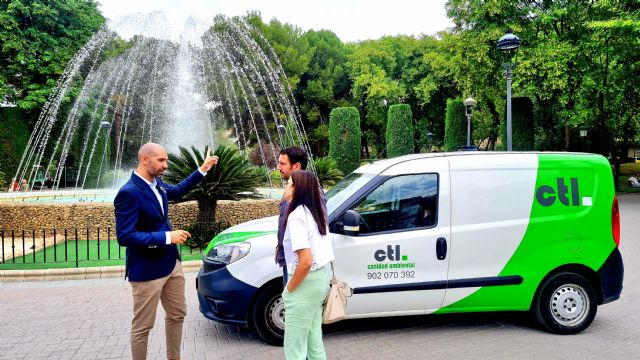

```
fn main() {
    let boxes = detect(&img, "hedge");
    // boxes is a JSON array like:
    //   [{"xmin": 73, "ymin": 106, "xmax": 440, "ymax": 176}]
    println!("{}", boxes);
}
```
[{"xmin": 499, "ymin": 97, "xmax": 534, "ymax": 151}]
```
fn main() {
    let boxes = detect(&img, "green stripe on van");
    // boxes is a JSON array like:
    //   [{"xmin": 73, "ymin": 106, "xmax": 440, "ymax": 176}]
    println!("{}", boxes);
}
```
[
  {"xmin": 437, "ymin": 154, "xmax": 615, "ymax": 313},
  {"xmin": 203, "ymin": 231, "xmax": 277, "ymax": 255}
]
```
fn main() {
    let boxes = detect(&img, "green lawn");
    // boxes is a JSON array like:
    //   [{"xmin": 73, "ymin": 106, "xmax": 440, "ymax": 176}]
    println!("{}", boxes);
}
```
[{"xmin": 0, "ymin": 240, "xmax": 203, "ymax": 270}]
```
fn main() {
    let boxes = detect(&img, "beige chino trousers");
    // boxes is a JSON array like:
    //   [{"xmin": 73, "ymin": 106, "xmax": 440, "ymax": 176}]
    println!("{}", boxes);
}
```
[{"xmin": 130, "ymin": 259, "xmax": 186, "ymax": 360}]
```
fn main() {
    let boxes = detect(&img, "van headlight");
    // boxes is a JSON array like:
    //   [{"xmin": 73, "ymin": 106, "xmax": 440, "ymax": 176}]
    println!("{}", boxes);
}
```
[{"xmin": 206, "ymin": 242, "xmax": 251, "ymax": 264}]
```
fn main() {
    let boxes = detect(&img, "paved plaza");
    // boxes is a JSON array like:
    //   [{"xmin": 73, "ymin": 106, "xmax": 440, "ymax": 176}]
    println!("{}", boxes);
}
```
[{"xmin": 1, "ymin": 194, "xmax": 640, "ymax": 360}]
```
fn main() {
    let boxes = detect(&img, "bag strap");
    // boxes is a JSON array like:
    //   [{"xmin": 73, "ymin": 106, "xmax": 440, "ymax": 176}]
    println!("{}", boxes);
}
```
[{"xmin": 329, "ymin": 261, "xmax": 338, "ymax": 284}]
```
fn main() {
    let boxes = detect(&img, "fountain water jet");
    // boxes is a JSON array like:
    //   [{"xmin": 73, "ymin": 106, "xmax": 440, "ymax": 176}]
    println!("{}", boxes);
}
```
[{"xmin": 11, "ymin": 12, "xmax": 312, "ymax": 192}]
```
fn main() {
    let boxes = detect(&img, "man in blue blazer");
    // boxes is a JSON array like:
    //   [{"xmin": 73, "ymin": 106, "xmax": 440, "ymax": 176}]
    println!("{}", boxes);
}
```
[{"xmin": 114, "ymin": 142, "xmax": 218, "ymax": 360}]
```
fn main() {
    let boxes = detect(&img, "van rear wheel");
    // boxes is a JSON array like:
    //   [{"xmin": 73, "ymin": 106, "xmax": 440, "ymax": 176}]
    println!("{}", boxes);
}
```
[
  {"xmin": 533, "ymin": 272, "xmax": 597, "ymax": 334},
  {"xmin": 252, "ymin": 282, "xmax": 285, "ymax": 346}
]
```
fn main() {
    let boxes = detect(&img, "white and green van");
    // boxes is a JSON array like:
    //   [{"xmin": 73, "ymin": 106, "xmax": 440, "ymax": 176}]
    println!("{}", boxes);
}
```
[{"xmin": 196, "ymin": 152, "xmax": 623, "ymax": 345}]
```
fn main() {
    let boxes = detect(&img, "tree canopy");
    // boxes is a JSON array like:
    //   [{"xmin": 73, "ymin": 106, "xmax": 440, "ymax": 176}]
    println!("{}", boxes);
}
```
[
  {"xmin": 2, "ymin": 1, "xmax": 639, "ymax": 169},
  {"xmin": 0, "ymin": 0, "xmax": 105, "ymax": 110}
]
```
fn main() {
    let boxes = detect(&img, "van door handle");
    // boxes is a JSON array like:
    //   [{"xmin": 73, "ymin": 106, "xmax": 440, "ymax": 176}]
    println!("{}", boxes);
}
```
[{"xmin": 436, "ymin": 237, "xmax": 447, "ymax": 260}]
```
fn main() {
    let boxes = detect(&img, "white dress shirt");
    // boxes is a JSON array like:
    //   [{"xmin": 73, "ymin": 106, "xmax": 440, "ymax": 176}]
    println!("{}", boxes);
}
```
[{"xmin": 134, "ymin": 168, "xmax": 207, "ymax": 244}]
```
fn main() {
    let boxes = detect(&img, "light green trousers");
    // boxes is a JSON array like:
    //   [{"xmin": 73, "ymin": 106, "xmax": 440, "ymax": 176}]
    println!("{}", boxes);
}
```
[{"xmin": 282, "ymin": 266, "xmax": 330, "ymax": 360}]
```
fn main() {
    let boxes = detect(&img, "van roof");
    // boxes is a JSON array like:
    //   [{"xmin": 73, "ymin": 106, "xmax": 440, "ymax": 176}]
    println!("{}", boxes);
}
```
[{"xmin": 354, "ymin": 151, "xmax": 597, "ymax": 175}]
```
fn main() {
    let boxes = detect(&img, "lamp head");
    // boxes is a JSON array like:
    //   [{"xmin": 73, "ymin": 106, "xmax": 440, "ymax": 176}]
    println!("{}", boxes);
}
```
[
  {"xmin": 498, "ymin": 30, "xmax": 521, "ymax": 66},
  {"xmin": 497, "ymin": 30, "xmax": 521, "ymax": 51},
  {"xmin": 464, "ymin": 97, "xmax": 477, "ymax": 108},
  {"xmin": 464, "ymin": 97, "xmax": 476, "ymax": 116}
]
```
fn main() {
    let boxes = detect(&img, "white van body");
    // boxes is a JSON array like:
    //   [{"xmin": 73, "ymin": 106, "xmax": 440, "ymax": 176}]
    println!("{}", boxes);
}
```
[{"xmin": 197, "ymin": 152, "xmax": 623, "ymax": 345}]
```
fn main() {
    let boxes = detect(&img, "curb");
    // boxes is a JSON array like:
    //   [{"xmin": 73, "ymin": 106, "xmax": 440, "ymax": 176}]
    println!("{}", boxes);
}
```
[{"xmin": 0, "ymin": 260, "xmax": 203, "ymax": 282}]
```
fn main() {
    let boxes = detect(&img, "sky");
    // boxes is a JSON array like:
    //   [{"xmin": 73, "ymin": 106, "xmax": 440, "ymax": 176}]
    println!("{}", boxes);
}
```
[{"xmin": 97, "ymin": 0, "xmax": 454, "ymax": 43}]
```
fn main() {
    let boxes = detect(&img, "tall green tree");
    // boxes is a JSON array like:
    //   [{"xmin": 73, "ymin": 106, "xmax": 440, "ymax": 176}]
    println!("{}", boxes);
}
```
[
  {"xmin": 346, "ymin": 37, "xmax": 410, "ymax": 157},
  {"xmin": 299, "ymin": 30, "xmax": 351, "ymax": 156},
  {"xmin": 0, "ymin": 0, "xmax": 105, "ymax": 110},
  {"xmin": 245, "ymin": 12, "xmax": 311, "ymax": 93},
  {"xmin": 445, "ymin": 0, "xmax": 640, "ymax": 156}
]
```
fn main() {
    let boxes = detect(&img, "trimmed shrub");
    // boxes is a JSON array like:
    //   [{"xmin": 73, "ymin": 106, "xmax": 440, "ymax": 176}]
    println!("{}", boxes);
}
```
[
  {"xmin": 386, "ymin": 104, "xmax": 415, "ymax": 158},
  {"xmin": 499, "ymin": 97, "xmax": 534, "ymax": 151},
  {"xmin": 329, "ymin": 107, "xmax": 361, "ymax": 175},
  {"xmin": 619, "ymin": 162, "xmax": 640, "ymax": 177},
  {"xmin": 444, "ymin": 98, "xmax": 466, "ymax": 151}
]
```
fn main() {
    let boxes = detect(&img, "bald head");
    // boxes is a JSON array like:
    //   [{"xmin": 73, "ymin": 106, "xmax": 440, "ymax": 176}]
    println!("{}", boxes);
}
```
[
  {"xmin": 138, "ymin": 143, "xmax": 166, "ymax": 162},
  {"xmin": 137, "ymin": 143, "xmax": 168, "ymax": 181}
]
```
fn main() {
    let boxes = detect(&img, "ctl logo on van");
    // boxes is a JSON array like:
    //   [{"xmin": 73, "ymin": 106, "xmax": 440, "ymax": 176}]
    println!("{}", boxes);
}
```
[
  {"xmin": 367, "ymin": 245, "xmax": 415, "ymax": 270},
  {"xmin": 374, "ymin": 245, "xmax": 407, "ymax": 261},
  {"xmin": 535, "ymin": 177, "xmax": 592, "ymax": 207}
]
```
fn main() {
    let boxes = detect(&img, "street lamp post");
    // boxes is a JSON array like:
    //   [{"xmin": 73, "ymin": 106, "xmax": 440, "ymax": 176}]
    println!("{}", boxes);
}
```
[
  {"xmin": 427, "ymin": 132, "xmax": 434, "ymax": 152},
  {"xmin": 497, "ymin": 30, "xmax": 521, "ymax": 152},
  {"xmin": 277, "ymin": 124, "xmax": 287, "ymax": 147},
  {"xmin": 464, "ymin": 97, "xmax": 477, "ymax": 147},
  {"xmin": 579, "ymin": 127, "xmax": 588, "ymax": 152}
]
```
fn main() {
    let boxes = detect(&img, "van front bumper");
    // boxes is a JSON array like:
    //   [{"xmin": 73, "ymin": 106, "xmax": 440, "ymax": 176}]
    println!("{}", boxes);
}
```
[{"xmin": 196, "ymin": 262, "xmax": 258, "ymax": 326}]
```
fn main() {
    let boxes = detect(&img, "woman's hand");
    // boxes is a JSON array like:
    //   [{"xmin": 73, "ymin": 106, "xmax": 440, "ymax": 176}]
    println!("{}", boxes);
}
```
[{"xmin": 287, "ymin": 248, "xmax": 312, "ymax": 292}]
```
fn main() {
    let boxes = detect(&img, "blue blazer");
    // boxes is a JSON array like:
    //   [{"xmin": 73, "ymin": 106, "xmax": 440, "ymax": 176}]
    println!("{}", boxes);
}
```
[{"xmin": 114, "ymin": 170, "xmax": 205, "ymax": 281}]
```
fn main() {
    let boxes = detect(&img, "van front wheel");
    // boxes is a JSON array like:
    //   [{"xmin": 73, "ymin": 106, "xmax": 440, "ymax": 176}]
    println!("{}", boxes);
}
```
[
  {"xmin": 252, "ymin": 282, "xmax": 285, "ymax": 346},
  {"xmin": 534, "ymin": 272, "xmax": 597, "ymax": 334}
]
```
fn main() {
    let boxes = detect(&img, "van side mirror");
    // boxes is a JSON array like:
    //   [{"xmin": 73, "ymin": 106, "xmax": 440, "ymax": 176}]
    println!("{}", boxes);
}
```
[{"xmin": 342, "ymin": 210, "xmax": 361, "ymax": 236}]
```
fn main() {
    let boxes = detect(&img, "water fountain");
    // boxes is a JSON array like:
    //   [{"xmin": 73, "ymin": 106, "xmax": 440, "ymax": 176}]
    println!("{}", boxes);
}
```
[{"xmin": 8, "ymin": 12, "xmax": 312, "ymax": 197}]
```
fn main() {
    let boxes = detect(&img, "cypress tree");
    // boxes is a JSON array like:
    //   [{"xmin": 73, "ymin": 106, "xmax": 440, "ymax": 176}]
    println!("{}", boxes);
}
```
[
  {"xmin": 329, "ymin": 107, "xmax": 362, "ymax": 175},
  {"xmin": 386, "ymin": 104, "xmax": 415, "ymax": 158},
  {"xmin": 444, "ymin": 98, "xmax": 467, "ymax": 151}
]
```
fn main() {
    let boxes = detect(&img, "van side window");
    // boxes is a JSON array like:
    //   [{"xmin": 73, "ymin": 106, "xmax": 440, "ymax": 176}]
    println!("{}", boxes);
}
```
[{"xmin": 352, "ymin": 174, "xmax": 438, "ymax": 234}]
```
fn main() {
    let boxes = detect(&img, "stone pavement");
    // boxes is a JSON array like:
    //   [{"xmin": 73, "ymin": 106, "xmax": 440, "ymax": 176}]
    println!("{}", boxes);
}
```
[{"xmin": 1, "ymin": 193, "xmax": 640, "ymax": 359}]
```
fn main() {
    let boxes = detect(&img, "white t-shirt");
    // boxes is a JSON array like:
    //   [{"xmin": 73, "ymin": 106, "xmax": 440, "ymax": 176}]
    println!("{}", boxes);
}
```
[{"xmin": 283, "ymin": 205, "xmax": 335, "ymax": 276}]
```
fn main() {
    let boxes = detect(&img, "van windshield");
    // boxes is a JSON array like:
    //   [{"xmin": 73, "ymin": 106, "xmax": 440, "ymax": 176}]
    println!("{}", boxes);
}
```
[{"xmin": 326, "ymin": 172, "xmax": 375, "ymax": 215}]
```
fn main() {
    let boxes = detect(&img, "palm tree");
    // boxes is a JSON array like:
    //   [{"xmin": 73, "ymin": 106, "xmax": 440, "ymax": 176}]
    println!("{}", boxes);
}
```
[
  {"xmin": 313, "ymin": 156, "xmax": 344, "ymax": 188},
  {"xmin": 165, "ymin": 144, "xmax": 264, "ymax": 225}
]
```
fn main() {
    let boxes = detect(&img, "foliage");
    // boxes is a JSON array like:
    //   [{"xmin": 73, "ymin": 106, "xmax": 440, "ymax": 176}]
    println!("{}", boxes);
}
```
[
  {"xmin": 0, "ymin": 107, "xmax": 31, "ymax": 178},
  {"xmin": 256, "ymin": 166, "xmax": 283, "ymax": 187},
  {"xmin": 445, "ymin": 0, "xmax": 640, "ymax": 156},
  {"xmin": 249, "ymin": 141, "xmax": 281, "ymax": 169},
  {"xmin": 165, "ymin": 144, "xmax": 263, "ymax": 224},
  {"xmin": 0, "ymin": 170, "xmax": 5, "ymax": 191},
  {"xmin": 329, "ymin": 107, "xmax": 361, "ymax": 175},
  {"xmin": 183, "ymin": 221, "xmax": 230, "ymax": 250},
  {"xmin": 445, "ymin": 98, "xmax": 466, "ymax": 151},
  {"xmin": 82, "ymin": 131, "xmax": 111, "ymax": 188},
  {"xmin": 278, "ymin": 117, "xmax": 306, "ymax": 149},
  {"xmin": 386, "ymin": 104, "xmax": 415, "ymax": 157},
  {"xmin": 619, "ymin": 162, "xmax": 640, "ymax": 177},
  {"xmin": 297, "ymin": 30, "xmax": 352, "ymax": 156},
  {"xmin": 312, "ymin": 156, "xmax": 344, "ymax": 188},
  {"xmin": 245, "ymin": 12, "xmax": 311, "ymax": 92},
  {"xmin": 0, "ymin": 0, "xmax": 105, "ymax": 109},
  {"xmin": 498, "ymin": 97, "xmax": 534, "ymax": 151}
]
